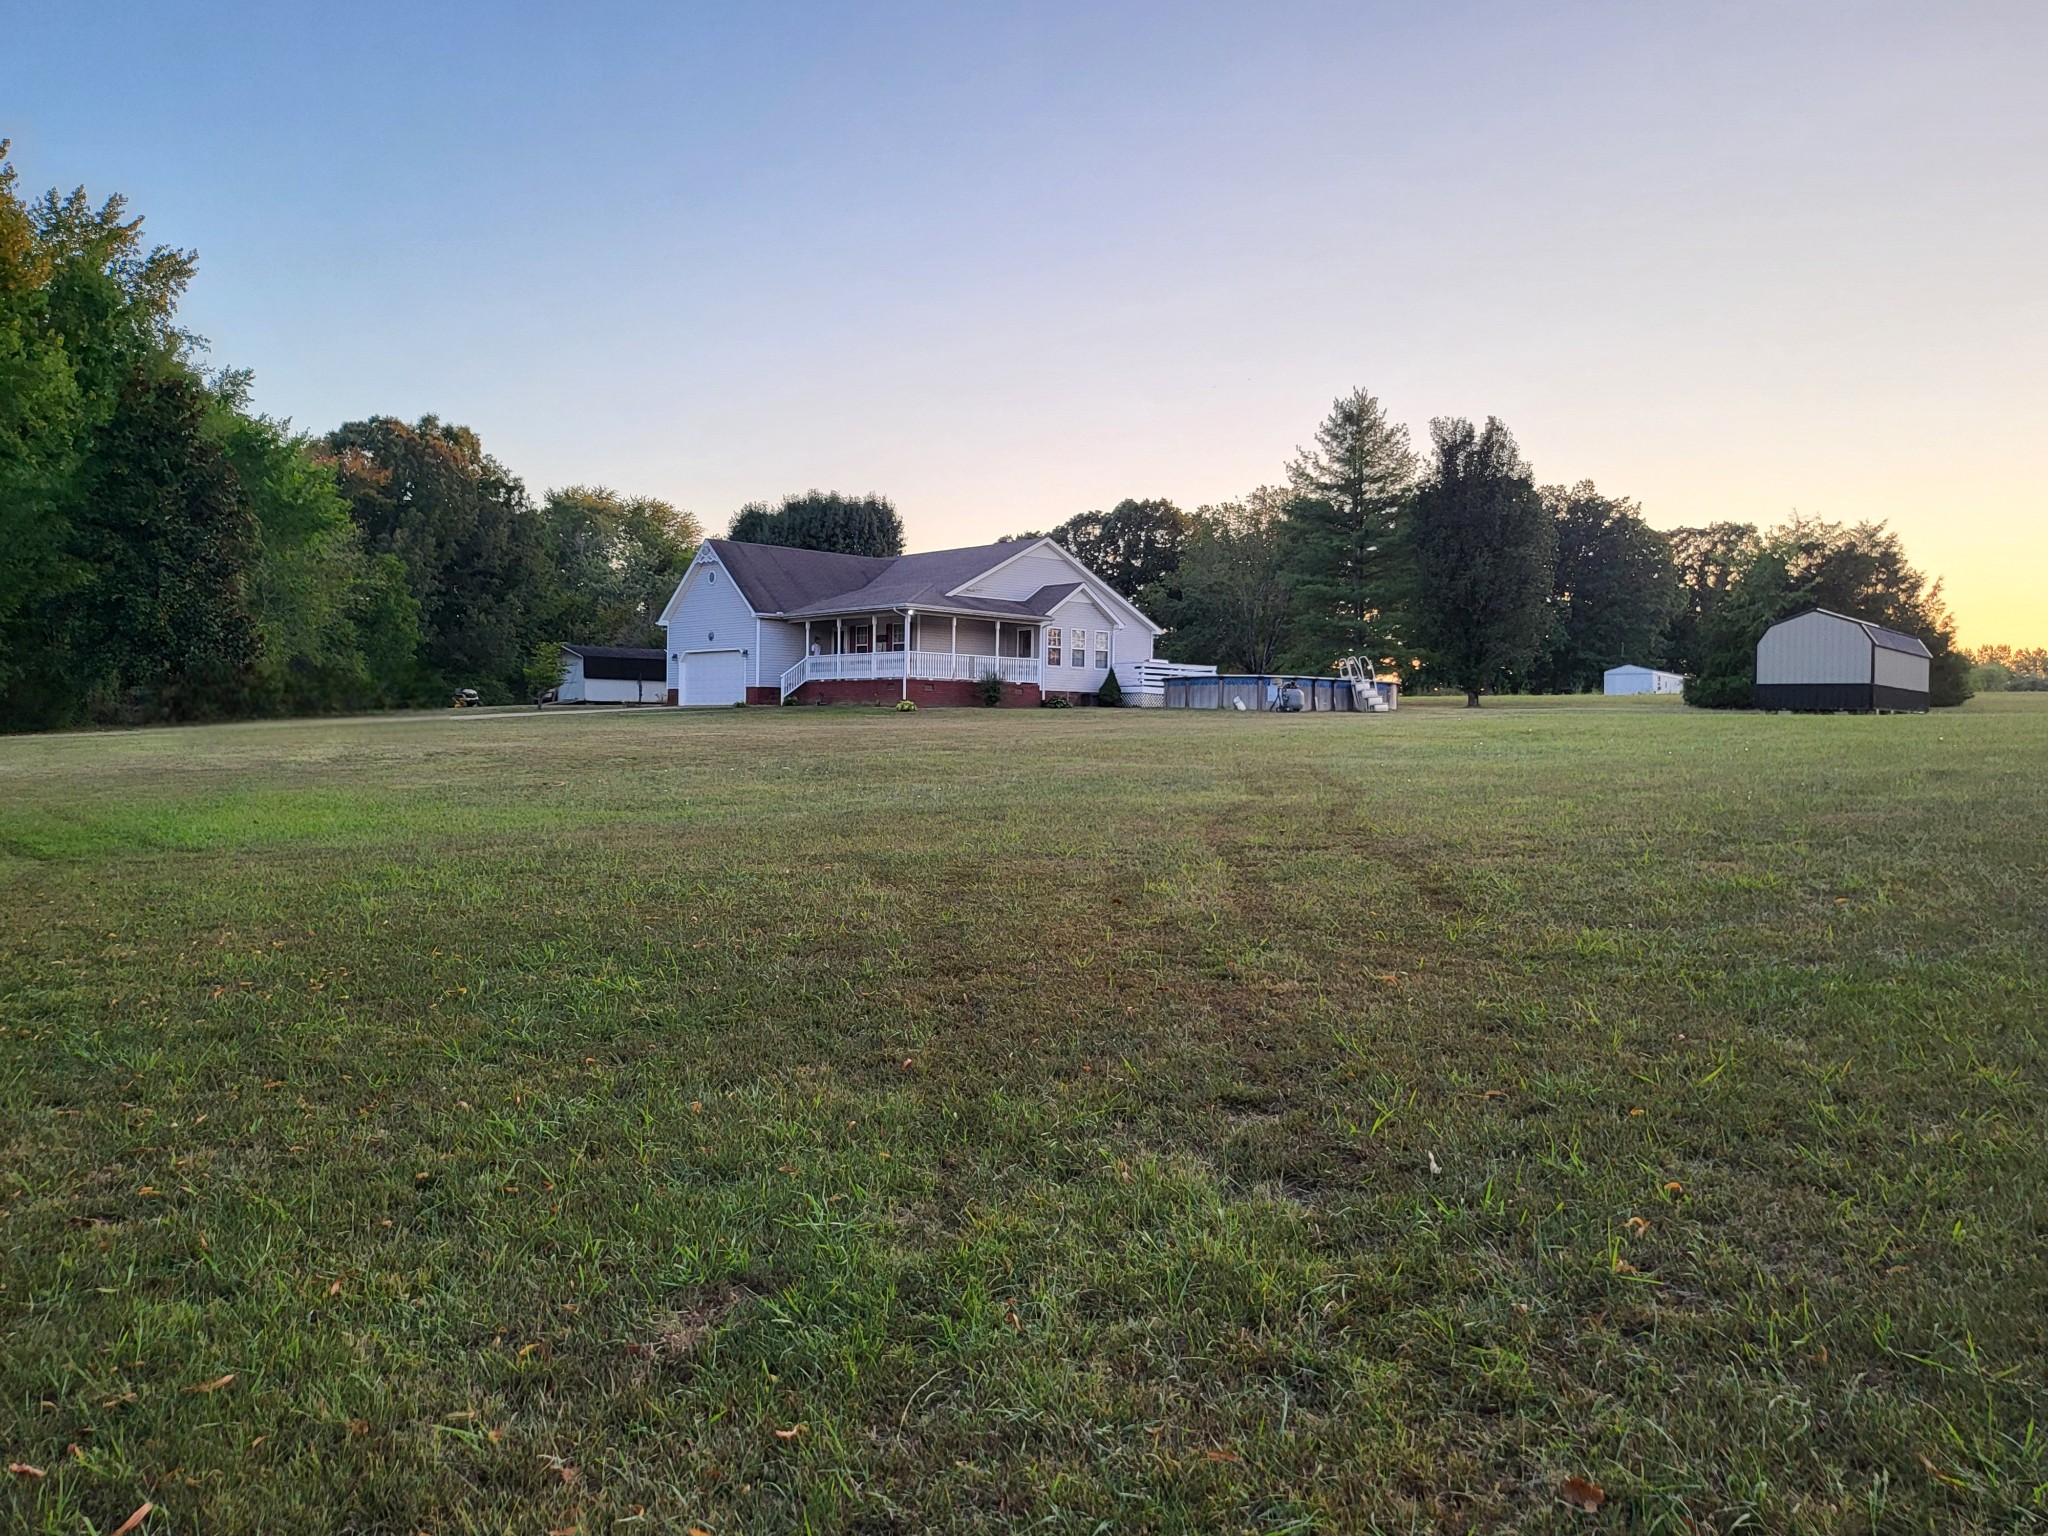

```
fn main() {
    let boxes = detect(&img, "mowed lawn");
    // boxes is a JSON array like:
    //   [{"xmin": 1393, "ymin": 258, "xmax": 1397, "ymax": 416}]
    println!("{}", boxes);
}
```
[{"xmin": 2, "ymin": 698, "xmax": 2043, "ymax": 1535}]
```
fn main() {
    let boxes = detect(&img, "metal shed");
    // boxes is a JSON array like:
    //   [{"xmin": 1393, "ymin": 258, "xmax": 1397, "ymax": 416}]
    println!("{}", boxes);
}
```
[
  {"xmin": 556, "ymin": 645, "xmax": 668, "ymax": 704},
  {"xmin": 1754, "ymin": 608, "xmax": 1930, "ymax": 713},
  {"xmin": 1603, "ymin": 664, "xmax": 1685, "ymax": 695}
]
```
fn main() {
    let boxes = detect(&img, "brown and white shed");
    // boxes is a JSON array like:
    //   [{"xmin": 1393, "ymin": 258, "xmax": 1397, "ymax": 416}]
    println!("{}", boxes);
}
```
[{"xmin": 1754, "ymin": 608, "xmax": 1930, "ymax": 713}]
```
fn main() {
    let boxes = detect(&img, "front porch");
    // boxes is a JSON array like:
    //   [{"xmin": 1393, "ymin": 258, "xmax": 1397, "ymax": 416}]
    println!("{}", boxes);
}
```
[
  {"xmin": 780, "ymin": 613, "xmax": 1044, "ymax": 701},
  {"xmin": 780, "ymin": 651, "xmax": 1042, "ymax": 698}
]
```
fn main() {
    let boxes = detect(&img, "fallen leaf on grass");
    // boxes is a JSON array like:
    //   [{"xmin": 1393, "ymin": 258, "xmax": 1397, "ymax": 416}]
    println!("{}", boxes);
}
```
[
  {"xmin": 1624, "ymin": 1217, "xmax": 1650, "ymax": 1236},
  {"xmin": 9, "ymin": 1462, "xmax": 45, "ymax": 1478},
  {"xmin": 772, "ymin": 1424, "xmax": 807, "ymax": 1440},
  {"xmin": 1203, "ymin": 1449, "xmax": 1241, "ymax": 1463},
  {"xmin": 1662, "ymin": 1181, "xmax": 1684, "ymax": 1195},
  {"xmin": 328, "ymin": 1279, "xmax": 343, "ymax": 1295},
  {"xmin": 184, "ymin": 1374, "xmax": 235, "ymax": 1395},
  {"xmin": 1560, "ymin": 1475, "xmax": 1606, "ymax": 1512},
  {"xmin": 109, "ymin": 1503, "xmax": 154, "ymax": 1535}
]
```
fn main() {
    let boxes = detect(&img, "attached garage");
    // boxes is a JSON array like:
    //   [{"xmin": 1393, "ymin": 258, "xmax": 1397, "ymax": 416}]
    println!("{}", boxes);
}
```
[
  {"xmin": 1755, "ymin": 608, "xmax": 1931, "ymax": 713},
  {"xmin": 679, "ymin": 648, "xmax": 747, "ymax": 707}
]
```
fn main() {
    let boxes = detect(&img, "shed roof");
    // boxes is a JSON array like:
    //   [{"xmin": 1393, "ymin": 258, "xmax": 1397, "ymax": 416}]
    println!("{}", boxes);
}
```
[
  {"xmin": 561, "ymin": 644, "xmax": 664, "ymax": 662},
  {"xmin": 1779, "ymin": 608, "xmax": 1933, "ymax": 659}
]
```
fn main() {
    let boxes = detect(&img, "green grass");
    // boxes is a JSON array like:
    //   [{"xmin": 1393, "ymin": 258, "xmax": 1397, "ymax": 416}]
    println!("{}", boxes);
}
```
[{"xmin": 2, "ymin": 697, "xmax": 2043, "ymax": 1534}]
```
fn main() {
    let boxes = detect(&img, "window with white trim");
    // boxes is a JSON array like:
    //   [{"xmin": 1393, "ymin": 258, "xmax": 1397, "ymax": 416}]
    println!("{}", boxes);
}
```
[
  {"xmin": 1094, "ymin": 631, "xmax": 1109, "ymax": 668},
  {"xmin": 1072, "ymin": 627, "xmax": 1088, "ymax": 667},
  {"xmin": 1047, "ymin": 627, "xmax": 1062, "ymax": 666}
]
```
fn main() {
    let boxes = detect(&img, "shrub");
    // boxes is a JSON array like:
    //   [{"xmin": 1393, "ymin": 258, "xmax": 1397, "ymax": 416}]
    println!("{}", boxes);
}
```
[
  {"xmin": 1040, "ymin": 695, "xmax": 1071, "ymax": 709},
  {"xmin": 974, "ymin": 670, "xmax": 1005, "ymax": 707},
  {"xmin": 895, "ymin": 699, "xmax": 918, "ymax": 712},
  {"xmin": 1095, "ymin": 669, "xmax": 1125, "ymax": 707},
  {"xmin": 522, "ymin": 640, "xmax": 565, "ymax": 702}
]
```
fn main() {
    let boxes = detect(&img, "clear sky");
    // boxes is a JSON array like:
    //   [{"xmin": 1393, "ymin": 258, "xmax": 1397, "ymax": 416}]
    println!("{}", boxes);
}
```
[{"xmin": 6, "ymin": 1, "xmax": 2044, "ymax": 642}]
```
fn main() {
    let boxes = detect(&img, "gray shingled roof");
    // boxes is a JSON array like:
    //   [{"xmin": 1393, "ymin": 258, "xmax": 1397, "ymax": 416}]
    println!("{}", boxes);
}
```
[
  {"xmin": 705, "ymin": 537, "xmax": 1106, "ymax": 622},
  {"xmin": 1022, "ymin": 582, "xmax": 1084, "ymax": 613},
  {"xmin": 704, "ymin": 540, "xmax": 895, "ymax": 614}
]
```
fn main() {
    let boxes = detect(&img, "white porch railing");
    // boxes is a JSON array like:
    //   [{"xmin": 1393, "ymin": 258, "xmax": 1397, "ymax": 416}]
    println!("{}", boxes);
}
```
[{"xmin": 780, "ymin": 652, "xmax": 1042, "ymax": 699}]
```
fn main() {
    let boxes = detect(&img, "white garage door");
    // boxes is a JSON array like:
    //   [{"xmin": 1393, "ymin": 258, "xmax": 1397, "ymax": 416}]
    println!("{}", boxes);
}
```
[{"xmin": 681, "ymin": 649, "xmax": 746, "ymax": 706}]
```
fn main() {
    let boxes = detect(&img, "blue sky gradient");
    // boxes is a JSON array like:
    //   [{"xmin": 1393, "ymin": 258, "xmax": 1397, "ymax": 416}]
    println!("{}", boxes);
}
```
[{"xmin": 6, "ymin": 2, "xmax": 2043, "ymax": 638}]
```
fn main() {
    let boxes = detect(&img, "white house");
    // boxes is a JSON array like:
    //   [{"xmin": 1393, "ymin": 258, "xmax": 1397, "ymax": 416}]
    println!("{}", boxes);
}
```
[
  {"xmin": 657, "ymin": 537, "xmax": 1163, "ymax": 706},
  {"xmin": 554, "ymin": 645, "xmax": 667, "ymax": 704},
  {"xmin": 1603, "ymin": 664, "xmax": 1685, "ymax": 695},
  {"xmin": 1755, "ymin": 607, "xmax": 1931, "ymax": 713}
]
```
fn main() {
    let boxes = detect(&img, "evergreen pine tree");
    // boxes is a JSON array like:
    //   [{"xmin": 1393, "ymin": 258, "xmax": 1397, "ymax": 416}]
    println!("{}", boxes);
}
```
[{"xmin": 1280, "ymin": 388, "xmax": 1416, "ymax": 669}]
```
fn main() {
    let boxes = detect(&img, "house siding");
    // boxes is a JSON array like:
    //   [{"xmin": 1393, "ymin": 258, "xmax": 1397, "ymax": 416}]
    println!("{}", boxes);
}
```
[
  {"xmin": 756, "ymin": 618, "xmax": 808, "ymax": 692},
  {"xmin": 663, "ymin": 552, "xmax": 763, "ymax": 691},
  {"xmin": 1045, "ymin": 595, "xmax": 1116, "ymax": 692},
  {"xmin": 959, "ymin": 548, "xmax": 1084, "ymax": 603}
]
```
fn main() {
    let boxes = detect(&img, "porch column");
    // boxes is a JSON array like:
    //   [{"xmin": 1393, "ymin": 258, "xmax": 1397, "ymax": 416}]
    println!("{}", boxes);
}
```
[
  {"xmin": 903, "ymin": 609, "xmax": 913, "ymax": 700},
  {"xmin": 950, "ymin": 615, "xmax": 957, "ymax": 680},
  {"xmin": 996, "ymin": 620, "xmax": 1003, "ymax": 678}
]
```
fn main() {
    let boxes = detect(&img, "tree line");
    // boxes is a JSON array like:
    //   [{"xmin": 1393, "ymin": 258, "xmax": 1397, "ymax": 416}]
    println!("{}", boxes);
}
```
[
  {"xmin": 1019, "ymin": 389, "xmax": 1975, "ymax": 706},
  {"xmin": 1, "ymin": 154, "xmax": 1994, "ymax": 730},
  {"xmin": 0, "ymin": 149, "xmax": 702, "ymax": 730}
]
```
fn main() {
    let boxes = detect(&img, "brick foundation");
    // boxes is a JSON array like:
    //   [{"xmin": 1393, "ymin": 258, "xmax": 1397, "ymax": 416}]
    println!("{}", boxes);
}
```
[
  {"xmin": 783, "ymin": 678, "xmax": 1043, "ymax": 708},
  {"xmin": 745, "ymin": 686, "xmax": 780, "ymax": 706}
]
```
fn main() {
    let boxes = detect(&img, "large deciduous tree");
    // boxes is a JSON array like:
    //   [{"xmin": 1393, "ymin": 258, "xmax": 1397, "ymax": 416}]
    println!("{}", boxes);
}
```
[
  {"xmin": 1153, "ymin": 489, "xmax": 1294, "ymax": 673},
  {"xmin": 1408, "ymin": 417, "xmax": 1556, "ymax": 705},
  {"xmin": 537, "ymin": 486, "xmax": 703, "ymax": 647},
  {"xmin": 1039, "ymin": 498, "xmax": 1191, "ymax": 600},
  {"xmin": 323, "ymin": 415, "xmax": 550, "ymax": 702},
  {"xmin": 1529, "ymin": 483, "xmax": 1681, "ymax": 692},
  {"xmin": 64, "ymin": 368, "xmax": 264, "ymax": 720},
  {"xmin": 1662, "ymin": 522, "xmax": 1763, "ymax": 679},
  {"xmin": 1280, "ymin": 388, "xmax": 1416, "ymax": 669},
  {"xmin": 0, "ymin": 145, "xmax": 422, "ymax": 729},
  {"xmin": 728, "ymin": 490, "xmax": 903, "ymax": 557}
]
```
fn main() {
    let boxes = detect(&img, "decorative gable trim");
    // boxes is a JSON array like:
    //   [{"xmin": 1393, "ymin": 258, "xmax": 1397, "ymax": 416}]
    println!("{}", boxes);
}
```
[
  {"xmin": 947, "ymin": 538, "xmax": 1163, "ymax": 635},
  {"xmin": 658, "ymin": 546, "xmax": 754, "ymax": 628}
]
